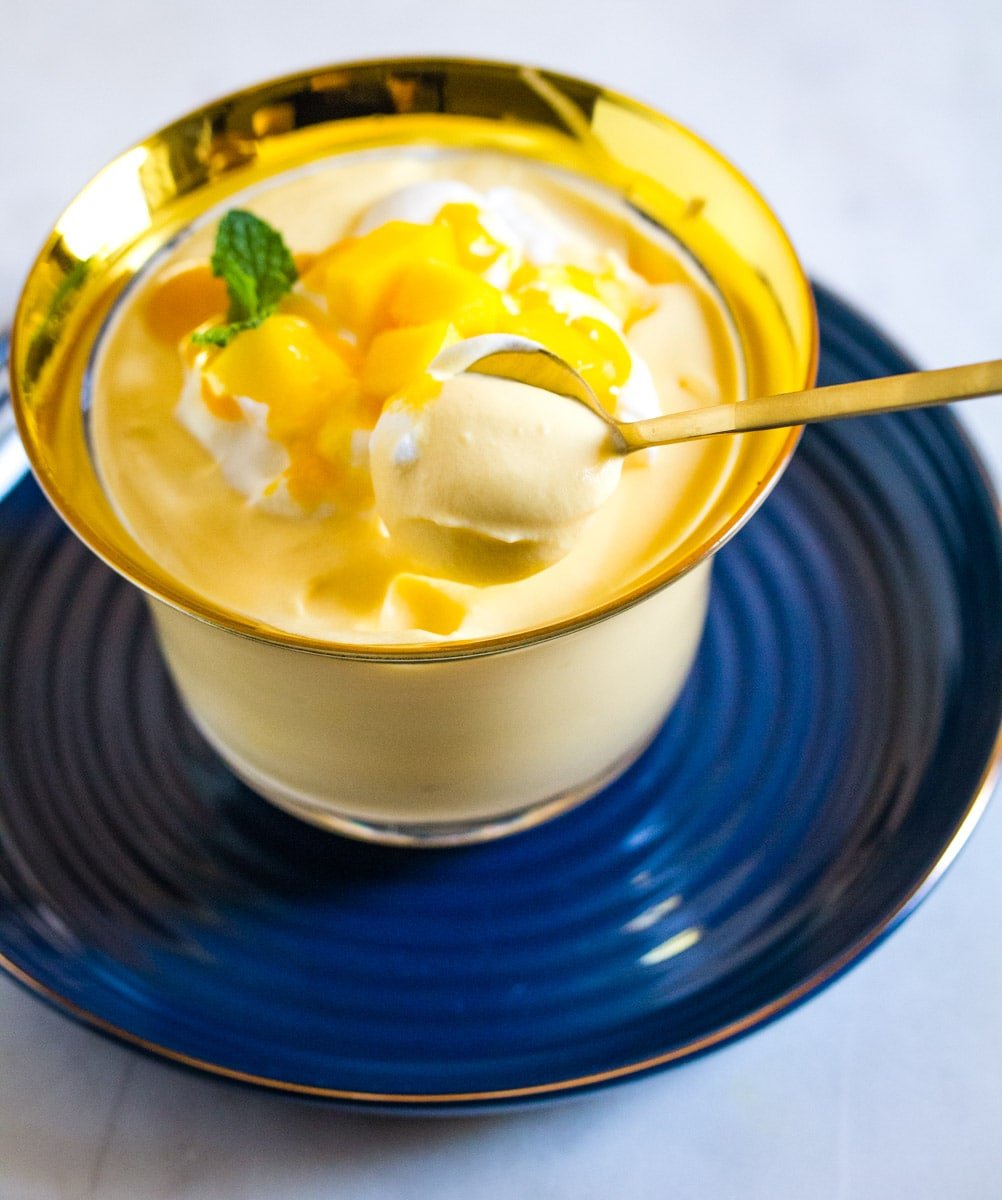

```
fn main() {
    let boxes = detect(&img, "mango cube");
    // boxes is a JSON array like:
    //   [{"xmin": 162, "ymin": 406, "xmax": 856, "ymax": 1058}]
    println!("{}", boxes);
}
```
[
  {"xmin": 386, "ymin": 259, "xmax": 507, "ymax": 335},
  {"xmin": 435, "ymin": 202, "xmax": 506, "ymax": 271},
  {"xmin": 573, "ymin": 316, "xmax": 633, "ymax": 393},
  {"xmin": 361, "ymin": 320, "xmax": 455, "ymax": 399},
  {"xmin": 278, "ymin": 294, "xmax": 364, "ymax": 370},
  {"xmin": 207, "ymin": 315, "xmax": 357, "ymax": 441},
  {"xmin": 384, "ymin": 574, "xmax": 468, "ymax": 636},
  {"xmin": 320, "ymin": 221, "xmax": 456, "ymax": 338}
]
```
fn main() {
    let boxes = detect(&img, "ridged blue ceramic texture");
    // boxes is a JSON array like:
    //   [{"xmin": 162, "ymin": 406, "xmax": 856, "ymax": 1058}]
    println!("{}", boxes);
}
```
[{"xmin": 0, "ymin": 288, "xmax": 999, "ymax": 1109}]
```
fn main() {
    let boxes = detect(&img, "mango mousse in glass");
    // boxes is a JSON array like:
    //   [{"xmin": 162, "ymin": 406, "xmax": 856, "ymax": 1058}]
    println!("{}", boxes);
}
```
[{"xmin": 11, "ymin": 60, "xmax": 817, "ymax": 845}]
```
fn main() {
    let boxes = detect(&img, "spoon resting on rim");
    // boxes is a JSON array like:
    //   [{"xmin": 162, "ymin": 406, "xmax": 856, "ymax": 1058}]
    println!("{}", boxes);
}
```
[
  {"xmin": 369, "ymin": 334, "xmax": 1002, "ymax": 585},
  {"xmin": 433, "ymin": 335, "xmax": 1002, "ymax": 452}
]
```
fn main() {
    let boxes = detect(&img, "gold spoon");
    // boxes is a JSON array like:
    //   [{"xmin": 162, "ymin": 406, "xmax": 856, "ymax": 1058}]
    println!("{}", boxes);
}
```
[{"xmin": 434, "ymin": 335, "xmax": 1002, "ymax": 453}]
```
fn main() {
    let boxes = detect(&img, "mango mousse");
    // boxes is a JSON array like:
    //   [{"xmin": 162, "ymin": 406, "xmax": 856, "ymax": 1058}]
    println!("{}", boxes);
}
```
[{"xmin": 92, "ymin": 152, "xmax": 740, "ymax": 644}]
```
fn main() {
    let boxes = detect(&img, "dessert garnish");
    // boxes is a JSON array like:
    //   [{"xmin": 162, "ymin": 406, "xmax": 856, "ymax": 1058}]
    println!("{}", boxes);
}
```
[{"xmin": 192, "ymin": 210, "xmax": 298, "ymax": 348}]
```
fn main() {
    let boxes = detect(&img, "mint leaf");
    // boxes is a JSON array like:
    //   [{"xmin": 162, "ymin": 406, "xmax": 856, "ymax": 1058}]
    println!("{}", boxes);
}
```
[
  {"xmin": 191, "ymin": 319, "xmax": 260, "ymax": 347},
  {"xmin": 214, "ymin": 209, "xmax": 297, "ymax": 320},
  {"xmin": 193, "ymin": 209, "xmax": 298, "ymax": 348}
]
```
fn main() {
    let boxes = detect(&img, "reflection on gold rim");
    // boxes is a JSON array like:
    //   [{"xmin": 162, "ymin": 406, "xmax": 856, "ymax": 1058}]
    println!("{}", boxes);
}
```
[{"xmin": 10, "ymin": 56, "xmax": 816, "ymax": 662}]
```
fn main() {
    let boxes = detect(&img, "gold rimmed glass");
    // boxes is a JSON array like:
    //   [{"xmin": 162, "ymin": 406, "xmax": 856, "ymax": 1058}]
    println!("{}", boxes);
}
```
[{"xmin": 10, "ymin": 58, "xmax": 817, "ymax": 844}]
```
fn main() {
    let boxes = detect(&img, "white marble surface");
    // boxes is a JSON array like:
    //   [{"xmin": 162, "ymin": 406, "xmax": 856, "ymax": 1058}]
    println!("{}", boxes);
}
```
[{"xmin": 1, "ymin": 2, "xmax": 1001, "ymax": 1196}]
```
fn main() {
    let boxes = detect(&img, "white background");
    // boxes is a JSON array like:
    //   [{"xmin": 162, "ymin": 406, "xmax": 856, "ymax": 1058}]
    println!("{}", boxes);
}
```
[{"xmin": 1, "ymin": 1, "xmax": 1001, "ymax": 1196}]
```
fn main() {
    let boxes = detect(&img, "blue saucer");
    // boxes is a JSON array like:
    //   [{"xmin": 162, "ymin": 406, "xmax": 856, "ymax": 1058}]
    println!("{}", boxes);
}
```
[{"xmin": 0, "ymin": 287, "xmax": 1000, "ymax": 1110}]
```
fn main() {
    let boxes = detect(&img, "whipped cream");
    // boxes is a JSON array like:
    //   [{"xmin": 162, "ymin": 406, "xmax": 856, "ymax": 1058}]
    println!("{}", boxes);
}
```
[{"xmin": 176, "ymin": 362, "xmax": 297, "ymax": 514}]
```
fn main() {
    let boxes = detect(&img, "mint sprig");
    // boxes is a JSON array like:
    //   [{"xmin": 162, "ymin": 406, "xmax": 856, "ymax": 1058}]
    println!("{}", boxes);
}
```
[{"xmin": 192, "ymin": 209, "xmax": 298, "ymax": 348}]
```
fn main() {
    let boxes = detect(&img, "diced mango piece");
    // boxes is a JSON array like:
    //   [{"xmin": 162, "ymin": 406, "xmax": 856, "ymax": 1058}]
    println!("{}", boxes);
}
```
[
  {"xmin": 511, "ymin": 263, "xmax": 572, "ymax": 295},
  {"xmin": 559, "ymin": 263, "xmax": 635, "ymax": 323},
  {"xmin": 361, "ymin": 320, "xmax": 456, "ymax": 399},
  {"xmin": 207, "ymin": 315, "xmax": 357, "ymax": 441},
  {"xmin": 435, "ymin": 203, "xmax": 506, "ymax": 272},
  {"xmin": 277, "ymin": 291, "xmax": 328, "ymax": 324},
  {"xmin": 574, "ymin": 316, "xmax": 634, "ymax": 394},
  {"xmin": 505, "ymin": 306, "xmax": 586, "ymax": 364},
  {"xmin": 384, "ymin": 574, "xmax": 468, "ymax": 636},
  {"xmin": 321, "ymin": 221, "xmax": 456, "ymax": 338},
  {"xmin": 314, "ymin": 415, "xmax": 355, "ymax": 467},
  {"xmin": 299, "ymin": 238, "xmax": 357, "ymax": 295},
  {"xmin": 278, "ymin": 294, "xmax": 363, "ymax": 368},
  {"xmin": 386, "ymin": 260, "xmax": 507, "ymax": 335}
]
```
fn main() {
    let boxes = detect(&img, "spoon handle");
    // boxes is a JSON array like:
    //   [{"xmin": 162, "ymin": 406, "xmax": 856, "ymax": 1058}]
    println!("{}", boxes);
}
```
[{"xmin": 622, "ymin": 358, "xmax": 1002, "ymax": 449}]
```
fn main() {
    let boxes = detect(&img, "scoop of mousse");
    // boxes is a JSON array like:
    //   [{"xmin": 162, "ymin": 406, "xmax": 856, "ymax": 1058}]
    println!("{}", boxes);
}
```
[{"xmin": 369, "ymin": 368, "xmax": 623, "ymax": 585}]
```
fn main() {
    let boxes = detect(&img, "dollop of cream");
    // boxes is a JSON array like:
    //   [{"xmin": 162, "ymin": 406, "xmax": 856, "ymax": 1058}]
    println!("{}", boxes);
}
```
[{"xmin": 370, "ymin": 371, "xmax": 623, "ymax": 584}]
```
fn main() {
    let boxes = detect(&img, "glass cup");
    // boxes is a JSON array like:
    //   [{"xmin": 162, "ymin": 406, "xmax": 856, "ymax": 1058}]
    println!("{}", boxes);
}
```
[{"xmin": 10, "ymin": 59, "xmax": 817, "ymax": 845}]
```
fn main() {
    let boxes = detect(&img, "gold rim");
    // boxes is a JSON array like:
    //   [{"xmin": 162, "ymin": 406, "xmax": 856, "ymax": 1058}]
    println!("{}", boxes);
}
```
[{"xmin": 10, "ymin": 56, "xmax": 816, "ymax": 662}]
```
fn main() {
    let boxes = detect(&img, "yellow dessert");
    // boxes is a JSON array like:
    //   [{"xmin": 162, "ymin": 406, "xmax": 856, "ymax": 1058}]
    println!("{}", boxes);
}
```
[
  {"xmin": 14, "ymin": 61, "xmax": 815, "ymax": 843},
  {"xmin": 92, "ymin": 153, "xmax": 741, "ymax": 644}
]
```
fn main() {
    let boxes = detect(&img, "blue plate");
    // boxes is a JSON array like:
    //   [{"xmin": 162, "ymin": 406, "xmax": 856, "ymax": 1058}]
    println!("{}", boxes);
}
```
[{"xmin": 0, "ymin": 287, "xmax": 1000, "ymax": 1111}]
